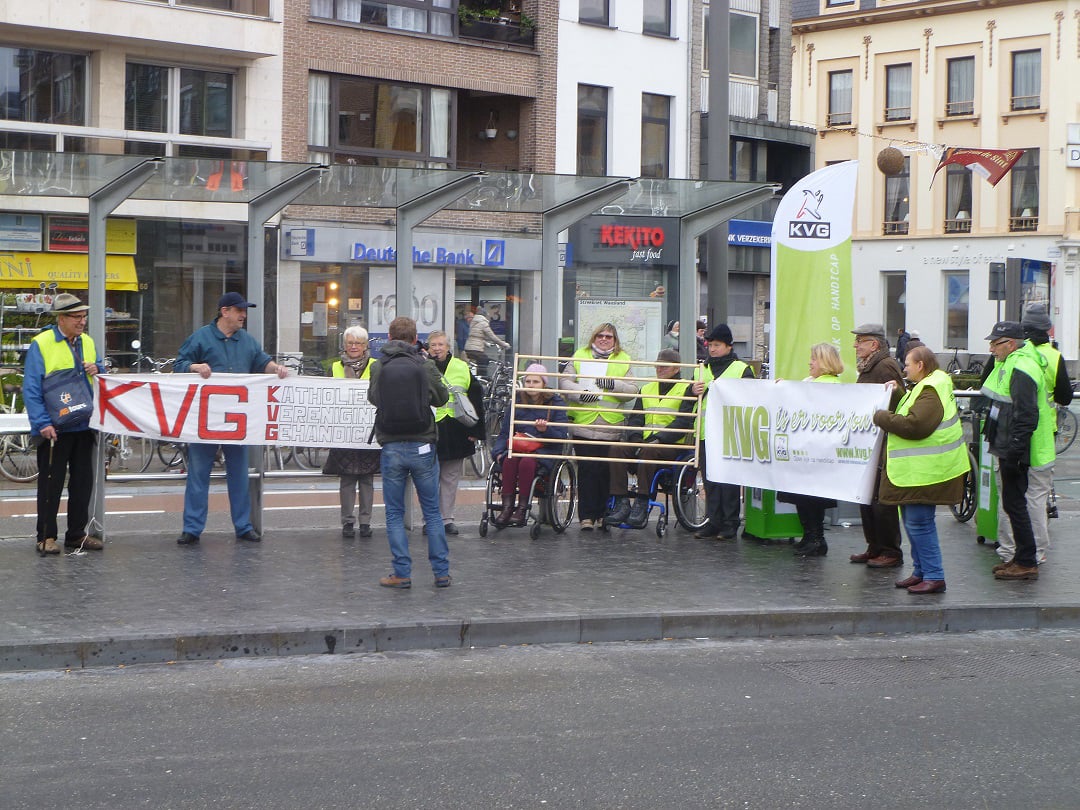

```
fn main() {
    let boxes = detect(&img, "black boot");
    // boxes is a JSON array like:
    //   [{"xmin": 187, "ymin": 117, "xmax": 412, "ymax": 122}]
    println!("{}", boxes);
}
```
[
  {"xmin": 603, "ymin": 496, "xmax": 632, "ymax": 527},
  {"xmin": 626, "ymin": 496, "xmax": 650, "ymax": 529},
  {"xmin": 794, "ymin": 525, "xmax": 827, "ymax": 557},
  {"xmin": 792, "ymin": 531, "xmax": 811, "ymax": 551}
]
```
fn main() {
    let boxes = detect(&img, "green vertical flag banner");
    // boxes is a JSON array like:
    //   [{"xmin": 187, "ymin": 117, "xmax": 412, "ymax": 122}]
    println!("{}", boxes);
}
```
[{"xmin": 769, "ymin": 161, "xmax": 859, "ymax": 382}]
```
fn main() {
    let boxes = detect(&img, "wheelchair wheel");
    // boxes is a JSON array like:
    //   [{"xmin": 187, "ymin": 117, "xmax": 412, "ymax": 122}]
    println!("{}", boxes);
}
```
[
  {"xmin": 656, "ymin": 514, "xmax": 667, "ymax": 538},
  {"xmin": 468, "ymin": 439, "xmax": 489, "ymax": 478},
  {"xmin": 545, "ymin": 459, "xmax": 577, "ymax": 533},
  {"xmin": 484, "ymin": 463, "xmax": 501, "ymax": 533},
  {"xmin": 530, "ymin": 520, "xmax": 542, "ymax": 541},
  {"xmin": 479, "ymin": 515, "xmax": 489, "ymax": 537},
  {"xmin": 673, "ymin": 463, "xmax": 709, "ymax": 532},
  {"xmin": 949, "ymin": 449, "xmax": 978, "ymax": 523}
]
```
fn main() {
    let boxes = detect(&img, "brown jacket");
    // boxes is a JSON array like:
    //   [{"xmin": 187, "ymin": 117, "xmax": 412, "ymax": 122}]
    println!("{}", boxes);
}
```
[
  {"xmin": 872, "ymin": 385, "xmax": 966, "ymax": 506},
  {"xmin": 857, "ymin": 346, "xmax": 905, "ymax": 411}
]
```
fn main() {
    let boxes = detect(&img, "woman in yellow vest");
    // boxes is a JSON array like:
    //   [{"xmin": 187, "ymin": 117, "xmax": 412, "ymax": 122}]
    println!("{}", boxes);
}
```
[
  {"xmin": 560, "ymin": 322, "xmax": 639, "ymax": 530},
  {"xmin": 872, "ymin": 346, "xmax": 968, "ymax": 594},
  {"xmin": 322, "ymin": 326, "xmax": 380, "ymax": 538},
  {"xmin": 778, "ymin": 343, "xmax": 843, "ymax": 557}
]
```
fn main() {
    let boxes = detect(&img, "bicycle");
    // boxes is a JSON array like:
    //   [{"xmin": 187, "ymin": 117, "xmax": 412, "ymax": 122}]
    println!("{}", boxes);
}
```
[
  {"xmin": 949, "ymin": 404, "xmax": 980, "ymax": 523},
  {"xmin": 0, "ymin": 381, "xmax": 37, "ymax": 483},
  {"xmin": 1055, "ymin": 404, "xmax": 1077, "ymax": 455},
  {"xmin": 945, "ymin": 347, "xmax": 984, "ymax": 376},
  {"xmin": 757, "ymin": 343, "xmax": 770, "ymax": 379}
]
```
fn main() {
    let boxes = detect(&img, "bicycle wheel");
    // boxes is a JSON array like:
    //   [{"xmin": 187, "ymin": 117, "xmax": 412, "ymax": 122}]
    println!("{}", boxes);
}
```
[
  {"xmin": 1055, "ymin": 407, "xmax": 1078, "ymax": 455},
  {"xmin": 949, "ymin": 449, "xmax": 978, "ymax": 523},
  {"xmin": 966, "ymin": 360, "xmax": 984, "ymax": 377},
  {"xmin": 673, "ymin": 462, "xmax": 709, "ymax": 532},
  {"xmin": 545, "ymin": 459, "xmax": 577, "ymax": 533},
  {"xmin": 134, "ymin": 436, "xmax": 155, "ymax": 473},
  {"xmin": 0, "ymin": 433, "xmax": 38, "ymax": 483},
  {"xmin": 467, "ymin": 439, "xmax": 488, "ymax": 478},
  {"xmin": 946, "ymin": 357, "xmax": 961, "ymax": 374},
  {"xmin": 292, "ymin": 445, "xmax": 328, "ymax": 470},
  {"xmin": 157, "ymin": 440, "xmax": 187, "ymax": 469}
]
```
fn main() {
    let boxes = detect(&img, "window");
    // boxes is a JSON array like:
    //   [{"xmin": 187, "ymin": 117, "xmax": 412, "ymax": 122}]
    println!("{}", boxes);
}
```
[
  {"xmin": 125, "ymin": 64, "xmax": 234, "ymax": 156},
  {"xmin": 310, "ymin": 0, "xmax": 453, "ymax": 37},
  {"xmin": 1011, "ymin": 50, "xmax": 1041, "ymax": 111},
  {"xmin": 944, "ymin": 164, "xmax": 972, "ymax": 233},
  {"xmin": 827, "ymin": 70, "xmax": 852, "ymax": 126},
  {"xmin": 883, "ymin": 273, "xmax": 906, "ymax": 339},
  {"xmin": 145, "ymin": 0, "xmax": 270, "ymax": 12},
  {"xmin": 884, "ymin": 64, "xmax": 912, "ymax": 121},
  {"xmin": 307, "ymin": 74, "xmax": 452, "ymax": 167},
  {"xmin": 640, "ymin": 93, "xmax": 670, "ymax": 179},
  {"xmin": 944, "ymin": 271, "xmax": 969, "ymax": 350},
  {"xmin": 0, "ymin": 46, "xmax": 87, "ymax": 150},
  {"xmin": 883, "ymin": 156, "xmax": 910, "ymax": 235},
  {"xmin": 643, "ymin": 0, "xmax": 671, "ymax": 36},
  {"xmin": 730, "ymin": 12, "xmax": 759, "ymax": 79},
  {"xmin": 579, "ymin": 0, "xmax": 609, "ymax": 25},
  {"xmin": 731, "ymin": 139, "xmax": 757, "ymax": 181},
  {"xmin": 946, "ymin": 57, "xmax": 974, "ymax": 116},
  {"xmin": 577, "ymin": 84, "xmax": 608, "ymax": 176},
  {"xmin": 1010, "ymin": 149, "xmax": 1039, "ymax": 231}
]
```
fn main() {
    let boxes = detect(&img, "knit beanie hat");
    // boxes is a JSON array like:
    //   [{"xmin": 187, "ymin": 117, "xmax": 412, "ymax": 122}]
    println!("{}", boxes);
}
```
[{"xmin": 523, "ymin": 363, "xmax": 549, "ymax": 387}]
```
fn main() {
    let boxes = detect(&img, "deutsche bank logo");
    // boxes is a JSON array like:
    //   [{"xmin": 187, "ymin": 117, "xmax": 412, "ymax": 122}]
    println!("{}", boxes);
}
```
[
  {"xmin": 788, "ymin": 222, "xmax": 831, "ymax": 239},
  {"xmin": 483, "ymin": 239, "xmax": 506, "ymax": 266}
]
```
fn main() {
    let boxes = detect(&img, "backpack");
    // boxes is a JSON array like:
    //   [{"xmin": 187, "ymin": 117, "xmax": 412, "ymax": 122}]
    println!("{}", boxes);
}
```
[
  {"xmin": 448, "ymin": 384, "xmax": 479, "ymax": 427},
  {"xmin": 373, "ymin": 351, "xmax": 432, "ymax": 435}
]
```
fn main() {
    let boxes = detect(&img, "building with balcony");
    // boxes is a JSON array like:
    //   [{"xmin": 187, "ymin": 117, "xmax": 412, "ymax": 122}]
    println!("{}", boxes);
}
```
[
  {"xmin": 792, "ymin": 0, "xmax": 1080, "ymax": 363},
  {"xmin": 0, "ymin": 0, "xmax": 282, "ymax": 365}
]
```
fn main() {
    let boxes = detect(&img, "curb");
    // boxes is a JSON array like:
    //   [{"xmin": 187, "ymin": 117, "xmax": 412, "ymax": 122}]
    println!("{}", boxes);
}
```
[{"xmin": 4, "ymin": 603, "xmax": 1080, "ymax": 673}]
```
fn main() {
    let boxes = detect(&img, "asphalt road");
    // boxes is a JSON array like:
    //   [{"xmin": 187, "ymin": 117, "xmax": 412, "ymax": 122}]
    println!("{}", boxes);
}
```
[{"xmin": 3, "ymin": 630, "xmax": 1078, "ymax": 809}]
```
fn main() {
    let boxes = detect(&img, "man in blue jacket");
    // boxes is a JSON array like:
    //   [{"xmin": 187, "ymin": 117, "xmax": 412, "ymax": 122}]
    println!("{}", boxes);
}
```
[{"xmin": 172, "ymin": 292, "xmax": 288, "ymax": 546}]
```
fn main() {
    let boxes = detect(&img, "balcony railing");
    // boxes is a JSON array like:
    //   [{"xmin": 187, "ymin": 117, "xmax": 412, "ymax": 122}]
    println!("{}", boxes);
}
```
[
  {"xmin": 882, "ymin": 221, "xmax": 909, "ymax": 236},
  {"xmin": 945, "ymin": 100, "xmax": 974, "ymax": 116},
  {"xmin": 826, "ymin": 111, "xmax": 852, "ymax": 127},
  {"xmin": 1009, "ymin": 215, "xmax": 1039, "ymax": 232},
  {"xmin": 458, "ymin": 18, "xmax": 535, "ymax": 47},
  {"xmin": 944, "ymin": 218, "xmax": 972, "ymax": 234}
]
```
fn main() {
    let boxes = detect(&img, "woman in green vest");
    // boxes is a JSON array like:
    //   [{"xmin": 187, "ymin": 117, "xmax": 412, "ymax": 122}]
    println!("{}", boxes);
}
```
[
  {"xmin": 872, "ymin": 346, "xmax": 968, "ymax": 594},
  {"xmin": 559, "ymin": 322, "xmax": 638, "ymax": 530},
  {"xmin": 778, "ymin": 343, "xmax": 843, "ymax": 557},
  {"xmin": 322, "ymin": 326, "xmax": 381, "ymax": 538}
]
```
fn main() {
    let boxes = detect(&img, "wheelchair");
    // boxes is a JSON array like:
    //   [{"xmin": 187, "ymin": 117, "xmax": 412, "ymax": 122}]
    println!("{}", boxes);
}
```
[
  {"xmin": 479, "ymin": 452, "xmax": 577, "ymax": 540},
  {"xmin": 602, "ymin": 450, "xmax": 709, "ymax": 537}
]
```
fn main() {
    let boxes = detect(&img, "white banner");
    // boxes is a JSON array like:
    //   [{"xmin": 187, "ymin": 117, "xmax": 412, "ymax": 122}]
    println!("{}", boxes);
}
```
[
  {"xmin": 704, "ymin": 378, "xmax": 889, "ymax": 504},
  {"xmin": 94, "ymin": 374, "xmax": 378, "ymax": 449}
]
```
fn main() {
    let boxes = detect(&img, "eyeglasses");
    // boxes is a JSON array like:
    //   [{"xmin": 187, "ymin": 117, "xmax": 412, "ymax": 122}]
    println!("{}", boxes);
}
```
[
  {"xmin": 990, "ymin": 338, "xmax": 1012, "ymax": 348},
  {"xmin": 61, "ymin": 313, "xmax": 88, "ymax": 321},
  {"xmin": 345, "ymin": 341, "xmax": 367, "ymax": 346},
  {"xmin": 596, "ymin": 333, "xmax": 615, "ymax": 340},
  {"xmin": 854, "ymin": 337, "xmax": 876, "ymax": 344}
]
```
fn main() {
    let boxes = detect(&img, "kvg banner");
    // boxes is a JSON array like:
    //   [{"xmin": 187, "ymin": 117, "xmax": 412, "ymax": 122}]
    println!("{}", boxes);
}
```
[
  {"xmin": 704, "ymin": 378, "xmax": 888, "ymax": 504},
  {"xmin": 95, "ymin": 373, "xmax": 378, "ymax": 449}
]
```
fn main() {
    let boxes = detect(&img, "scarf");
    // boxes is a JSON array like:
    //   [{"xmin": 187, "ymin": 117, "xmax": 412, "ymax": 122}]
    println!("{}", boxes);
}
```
[
  {"xmin": 339, "ymin": 353, "xmax": 368, "ymax": 379},
  {"xmin": 591, "ymin": 343, "xmax": 615, "ymax": 358}
]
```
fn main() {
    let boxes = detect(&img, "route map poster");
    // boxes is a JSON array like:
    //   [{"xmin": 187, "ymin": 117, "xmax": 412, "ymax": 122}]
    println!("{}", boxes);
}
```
[{"xmin": 574, "ymin": 298, "xmax": 664, "ymax": 374}]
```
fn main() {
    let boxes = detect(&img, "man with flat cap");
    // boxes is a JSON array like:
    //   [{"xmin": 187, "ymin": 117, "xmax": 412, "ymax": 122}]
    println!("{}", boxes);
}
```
[
  {"xmin": 982, "ymin": 320, "xmax": 1053, "ymax": 580},
  {"xmin": 850, "ymin": 323, "xmax": 906, "ymax": 567},
  {"xmin": 23, "ymin": 293, "xmax": 106, "ymax": 555},
  {"xmin": 690, "ymin": 323, "xmax": 755, "ymax": 540},
  {"xmin": 173, "ymin": 292, "xmax": 289, "ymax": 546},
  {"xmin": 1014, "ymin": 303, "xmax": 1072, "ymax": 564}
]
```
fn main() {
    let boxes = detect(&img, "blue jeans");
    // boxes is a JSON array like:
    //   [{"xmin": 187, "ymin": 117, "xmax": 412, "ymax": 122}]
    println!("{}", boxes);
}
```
[
  {"xmin": 900, "ymin": 503, "xmax": 945, "ymax": 581},
  {"xmin": 183, "ymin": 443, "xmax": 253, "ymax": 537},
  {"xmin": 380, "ymin": 441, "xmax": 449, "ymax": 579}
]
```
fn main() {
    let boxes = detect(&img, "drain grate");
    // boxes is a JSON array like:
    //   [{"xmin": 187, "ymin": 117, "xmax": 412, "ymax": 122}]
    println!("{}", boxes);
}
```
[{"xmin": 766, "ymin": 653, "xmax": 1080, "ymax": 686}]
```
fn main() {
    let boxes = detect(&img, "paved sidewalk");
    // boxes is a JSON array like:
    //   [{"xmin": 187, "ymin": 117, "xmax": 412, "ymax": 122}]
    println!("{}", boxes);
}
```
[{"xmin": 2, "ymin": 497, "xmax": 1079, "ymax": 672}]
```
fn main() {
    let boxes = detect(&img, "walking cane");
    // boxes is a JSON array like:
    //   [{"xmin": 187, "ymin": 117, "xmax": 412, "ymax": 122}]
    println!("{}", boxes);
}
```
[{"xmin": 36, "ymin": 438, "xmax": 55, "ymax": 557}]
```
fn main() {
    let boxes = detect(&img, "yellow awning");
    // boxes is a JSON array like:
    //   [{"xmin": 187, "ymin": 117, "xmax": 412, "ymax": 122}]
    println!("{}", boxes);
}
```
[{"xmin": 0, "ymin": 253, "xmax": 139, "ymax": 292}]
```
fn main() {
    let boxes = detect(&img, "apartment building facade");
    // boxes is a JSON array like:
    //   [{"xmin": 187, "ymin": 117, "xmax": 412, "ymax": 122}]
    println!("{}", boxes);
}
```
[
  {"xmin": 0, "ymin": 0, "xmax": 282, "ymax": 364},
  {"xmin": 792, "ymin": 0, "xmax": 1080, "ymax": 363}
]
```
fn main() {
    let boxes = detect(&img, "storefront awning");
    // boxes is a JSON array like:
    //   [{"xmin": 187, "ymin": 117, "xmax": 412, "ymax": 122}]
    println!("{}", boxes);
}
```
[{"xmin": 0, "ymin": 253, "xmax": 139, "ymax": 291}]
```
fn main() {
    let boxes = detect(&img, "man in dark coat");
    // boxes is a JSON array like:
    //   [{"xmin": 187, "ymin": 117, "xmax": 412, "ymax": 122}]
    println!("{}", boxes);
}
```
[
  {"xmin": 895, "ymin": 327, "xmax": 911, "ymax": 363},
  {"xmin": 850, "ymin": 323, "xmax": 906, "ymax": 567}
]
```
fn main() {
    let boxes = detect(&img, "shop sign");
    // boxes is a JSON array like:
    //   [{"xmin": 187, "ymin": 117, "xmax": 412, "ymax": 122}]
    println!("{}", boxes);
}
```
[
  {"xmin": 570, "ymin": 216, "xmax": 678, "ymax": 266},
  {"xmin": 349, "ymin": 239, "xmax": 506, "ymax": 267},
  {"xmin": 0, "ymin": 214, "xmax": 43, "ymax": 251},
  {"xmin": 46, "ymin": 216, "xmax": 137, "ymax": 254},
  {"xmin": 728, "ymin": 219, "xmax": 772, "ymax": 247}
]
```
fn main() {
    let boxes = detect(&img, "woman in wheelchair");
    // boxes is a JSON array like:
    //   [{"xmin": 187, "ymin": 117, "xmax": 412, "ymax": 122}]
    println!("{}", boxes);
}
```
[{"xmin": 491, "ymin": 364, "xmax": 569, "ymax": 527}]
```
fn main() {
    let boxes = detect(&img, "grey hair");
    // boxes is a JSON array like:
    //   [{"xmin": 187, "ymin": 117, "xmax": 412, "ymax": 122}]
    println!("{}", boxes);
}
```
[{"xmin": 343, "ymin": 325, "xmax": 369, "ymax": 343}]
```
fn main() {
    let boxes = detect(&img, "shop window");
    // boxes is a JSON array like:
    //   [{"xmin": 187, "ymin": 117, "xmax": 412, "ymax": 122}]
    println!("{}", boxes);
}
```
[
  {"xmin": 640, "ymin": 93, "xmax": 670, "ymax": 179},
  {"xmin": 579, "ymin": 0, "xmax": 609, "ymax": 25},
  {"xmin": 883, "ymin": 273, "xmax": 906, "ymax": 339},
  {"xmin": 125, "ymin": 64, "xmax": 234, "ymax": 156},
  {"xmin": 643, "ymin": 0, "xmax": 671, "ymax": 36},
  {"xmin": 1011, "ymin": 50, "xmax": 1041, "ymax": 111},
  {"xmin": 944, "ymin": 164, "xmax": 972, "ymax": 233},
  {"xmin": 946, "ymin": 56, "xmax": 974, "ymax": 116},
  {"xmin": 944, "ymin": 270, "xmax": 969, "ymax": 350},
  {"xmin": 730, "ymin": 11, "xmax": 758, "ymax": 79},
  {"xmin": 310, "ymin": 0, "xmax": 453, "ymax": 37},
  {"xmin": 827, "ymin": 70, "xmax": 852, "ymax": 126},
  {"xmin": 307, "ymin": 73, "xmax": 452, "ymax": 167},
  {"xmin": 883, "ymin": 156, "xmax": 910, "ymax": 235},
  {"xmin": 0, "ymin": 46, "xmax": 87, "ymax": 150},
  {"xmin": 884, "ymin": 64, "xmax": 911, "ymax": 121},
  {"xmin": 1009, "ymin": 149, "xmax": 1039, "ymax": 232},
  {"xmin": 577, "ymin": 84, "xmax": 608, "ymax": 176},
  {"xmin": 731, "ymin": 138, "xmax": 757, "ymax": 181}
]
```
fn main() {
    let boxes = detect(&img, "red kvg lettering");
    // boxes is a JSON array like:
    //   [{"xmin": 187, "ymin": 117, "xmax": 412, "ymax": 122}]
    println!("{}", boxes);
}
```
[{"xmin": 265, "ymin": 424, "xmax": 279, "ymax": 441}]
